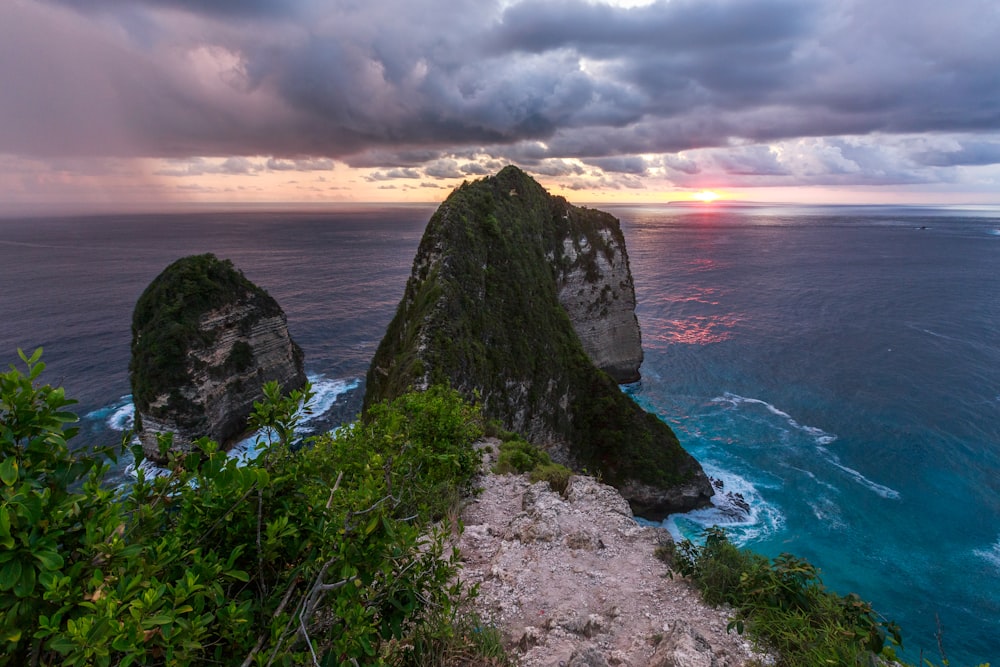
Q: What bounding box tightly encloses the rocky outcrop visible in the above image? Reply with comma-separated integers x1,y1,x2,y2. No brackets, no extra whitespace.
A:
365,166,713,518
130,254,306,461
458,440,768,666
555,218,643,383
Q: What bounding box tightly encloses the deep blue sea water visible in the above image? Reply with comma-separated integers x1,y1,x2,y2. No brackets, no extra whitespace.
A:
1,204,998,664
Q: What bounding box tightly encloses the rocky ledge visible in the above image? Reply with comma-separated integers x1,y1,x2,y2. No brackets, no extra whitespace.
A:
130,253,306,461
458,440,771,667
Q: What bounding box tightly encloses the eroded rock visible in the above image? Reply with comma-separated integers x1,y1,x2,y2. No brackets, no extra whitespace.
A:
130,254,305,461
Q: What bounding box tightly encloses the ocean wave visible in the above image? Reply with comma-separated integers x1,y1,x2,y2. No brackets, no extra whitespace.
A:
657,463,785,547
973,538,1000,571
711,392,900,499
712,392,838,445
825,458,901,500
988,229,1000,237
86,396,135,432
297,374,360,433
94,373,360,479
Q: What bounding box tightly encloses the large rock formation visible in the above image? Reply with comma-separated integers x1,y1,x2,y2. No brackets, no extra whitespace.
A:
365,166,713,517
130,253,306,462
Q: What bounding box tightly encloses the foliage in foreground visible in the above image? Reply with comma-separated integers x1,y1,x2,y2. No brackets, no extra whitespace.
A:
1,349,498,666
661,527,989,667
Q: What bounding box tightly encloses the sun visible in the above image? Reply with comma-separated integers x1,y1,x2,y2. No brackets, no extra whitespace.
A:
692,190,721,203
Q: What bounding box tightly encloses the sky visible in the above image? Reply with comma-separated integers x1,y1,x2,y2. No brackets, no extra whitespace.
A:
2,0,1000,212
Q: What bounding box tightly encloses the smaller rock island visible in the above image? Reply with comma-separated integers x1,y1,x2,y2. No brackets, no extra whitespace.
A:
129,253,306,461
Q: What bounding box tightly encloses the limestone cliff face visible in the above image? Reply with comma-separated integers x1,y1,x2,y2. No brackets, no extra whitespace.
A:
554,214,643,384
130,254,306,462
365,166,713,518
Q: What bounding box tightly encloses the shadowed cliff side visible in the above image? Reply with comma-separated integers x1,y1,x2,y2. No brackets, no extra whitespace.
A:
365,166,713,518
130,253,306,462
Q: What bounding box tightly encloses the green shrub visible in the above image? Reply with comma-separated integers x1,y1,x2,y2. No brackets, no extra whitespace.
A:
1,350,502,666
493,437,572,495
529,463,572,496
494,436,550,475
668,526,903,666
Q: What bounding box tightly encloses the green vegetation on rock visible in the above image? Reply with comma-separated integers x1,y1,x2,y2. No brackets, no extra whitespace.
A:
494,436,573,495
365,166,709,510
130,253,283,419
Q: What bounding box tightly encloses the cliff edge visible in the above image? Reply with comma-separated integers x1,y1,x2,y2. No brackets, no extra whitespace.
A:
459,440,768,667
130,253,306,461
365,166,712,518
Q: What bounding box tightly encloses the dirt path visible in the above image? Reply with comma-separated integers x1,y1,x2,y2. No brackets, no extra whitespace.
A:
456,440,771,667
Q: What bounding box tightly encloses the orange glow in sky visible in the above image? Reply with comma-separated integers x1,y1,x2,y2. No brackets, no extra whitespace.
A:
692,190,722,202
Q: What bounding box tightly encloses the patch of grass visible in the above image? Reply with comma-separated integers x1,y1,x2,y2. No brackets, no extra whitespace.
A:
391,610,511,667
494,437,572,495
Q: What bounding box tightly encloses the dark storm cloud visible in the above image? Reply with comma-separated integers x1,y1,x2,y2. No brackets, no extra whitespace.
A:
913,141,1000,167
583,156,649,175
2,0,1000,190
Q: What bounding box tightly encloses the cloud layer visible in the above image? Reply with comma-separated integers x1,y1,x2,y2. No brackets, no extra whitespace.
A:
2,0,1000,201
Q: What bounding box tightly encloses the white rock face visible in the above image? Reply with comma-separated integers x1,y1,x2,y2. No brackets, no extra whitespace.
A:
555,220,643,383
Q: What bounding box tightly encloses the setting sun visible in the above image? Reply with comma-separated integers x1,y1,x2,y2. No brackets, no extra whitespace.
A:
692,190,721,202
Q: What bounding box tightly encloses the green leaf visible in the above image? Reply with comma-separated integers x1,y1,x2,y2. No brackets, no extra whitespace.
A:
0,559,23,591
0,457,18,486
13,561,36,597
0,627,22,643
34,550,64,571
226,569,250,583
145,614,175,626
0,508,13,549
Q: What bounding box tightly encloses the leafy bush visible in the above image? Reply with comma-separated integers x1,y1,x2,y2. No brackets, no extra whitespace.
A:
669,526,903,666
1,350,497,666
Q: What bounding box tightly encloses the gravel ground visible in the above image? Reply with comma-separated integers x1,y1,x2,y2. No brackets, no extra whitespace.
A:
455,439,773,667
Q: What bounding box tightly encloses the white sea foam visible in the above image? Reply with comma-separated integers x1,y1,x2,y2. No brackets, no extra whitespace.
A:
109,374,360,479
988,229,1000,237
86,396,135,432
657,462,785,547
782,463,839,493
296,374,360,433
712,392,900,499
973,538,1000,571
825,459,901,499
711,392,838,445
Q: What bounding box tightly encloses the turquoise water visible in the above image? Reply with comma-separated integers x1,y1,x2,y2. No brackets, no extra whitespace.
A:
1,204,998,663
611,204,1000,664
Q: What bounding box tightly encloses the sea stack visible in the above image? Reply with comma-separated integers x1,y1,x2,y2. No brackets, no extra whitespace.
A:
365,166,713,518
130,253,306,462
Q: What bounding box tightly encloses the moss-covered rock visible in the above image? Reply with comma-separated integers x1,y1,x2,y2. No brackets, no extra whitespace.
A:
365,167,712,518
130,253,306,461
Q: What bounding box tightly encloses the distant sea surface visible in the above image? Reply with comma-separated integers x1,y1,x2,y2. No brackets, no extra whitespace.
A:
2,204,998,664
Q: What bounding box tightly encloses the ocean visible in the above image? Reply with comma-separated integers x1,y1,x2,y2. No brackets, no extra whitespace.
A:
1,204,998,664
